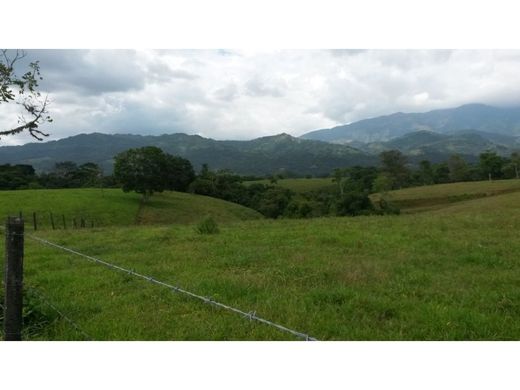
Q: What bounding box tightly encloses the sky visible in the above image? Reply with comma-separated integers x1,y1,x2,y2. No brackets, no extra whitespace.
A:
2,49,520,145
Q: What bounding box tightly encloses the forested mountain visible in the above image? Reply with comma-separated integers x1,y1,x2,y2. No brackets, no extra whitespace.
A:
355,130,519,163
0,132,376,176
301,104,520,143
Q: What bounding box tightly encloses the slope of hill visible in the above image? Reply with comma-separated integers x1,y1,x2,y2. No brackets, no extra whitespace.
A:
301,103,520,143
357,130,517,162
0,188,262,228
6,187,520,340
372,178,520,212
0,132,375,176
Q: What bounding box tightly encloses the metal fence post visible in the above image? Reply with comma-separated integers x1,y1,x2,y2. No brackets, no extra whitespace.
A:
3,216,24,341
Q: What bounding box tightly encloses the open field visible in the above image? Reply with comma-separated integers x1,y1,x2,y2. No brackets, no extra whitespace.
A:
377,179,520,212
0,188,262,229
1,185,519,340
245,178,335,193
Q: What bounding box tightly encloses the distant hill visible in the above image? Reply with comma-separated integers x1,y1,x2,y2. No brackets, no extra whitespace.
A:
0,188,262,228
301,104,520,143
0,132,376,176
354,130,519,162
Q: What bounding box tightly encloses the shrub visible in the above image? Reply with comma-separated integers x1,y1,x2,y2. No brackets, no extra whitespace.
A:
377,197,401,215
335,191,374,216
195,216,220,234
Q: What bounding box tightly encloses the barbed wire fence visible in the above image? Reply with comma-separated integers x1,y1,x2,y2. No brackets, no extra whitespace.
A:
25,285,92,341
2,223,317,341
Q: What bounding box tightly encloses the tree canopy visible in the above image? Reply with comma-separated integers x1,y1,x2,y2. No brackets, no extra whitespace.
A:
114,146,195,200
0,49,52,140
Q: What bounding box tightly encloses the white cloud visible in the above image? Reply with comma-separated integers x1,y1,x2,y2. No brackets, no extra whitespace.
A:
3,49,520,145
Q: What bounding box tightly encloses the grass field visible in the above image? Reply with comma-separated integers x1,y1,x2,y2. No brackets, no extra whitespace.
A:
377,179,520,212
1,182,519,340
0,188,262,229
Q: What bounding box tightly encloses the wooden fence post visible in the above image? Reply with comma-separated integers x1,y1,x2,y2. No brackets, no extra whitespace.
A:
50,212,55,230
32,212,37,231
3,216,24,341
62,214,67,230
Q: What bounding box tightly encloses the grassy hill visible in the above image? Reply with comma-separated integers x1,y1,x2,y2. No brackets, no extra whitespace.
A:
2,181,520,340
0,188,262,229
376,179,520,212
2,188,517,340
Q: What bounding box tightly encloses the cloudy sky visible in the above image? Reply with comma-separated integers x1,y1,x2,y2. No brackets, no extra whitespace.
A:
2,49,520,145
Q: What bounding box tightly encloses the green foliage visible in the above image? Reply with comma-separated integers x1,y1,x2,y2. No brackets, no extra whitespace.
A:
0,49,52,140
38,161,103,189
0,164,37,189
335,191,374,216
195,216,220,234
252,187,293,219
114,146,195,200
447,154,469,182
417,160,434,185
372,173,393,194
479,150,505,180
379,150,411,189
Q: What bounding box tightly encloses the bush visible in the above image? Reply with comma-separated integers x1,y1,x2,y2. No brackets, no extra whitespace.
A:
377,197,401,215
335,191,374,216
195,216,220,234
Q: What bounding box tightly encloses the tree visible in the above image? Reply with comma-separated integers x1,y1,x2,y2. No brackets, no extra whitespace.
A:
114,146,195,201
0,49,52,140
417,160,434,185
510,152,520,179
479,151,504,180
335,191,373,216
447,154,469,182
379,150,410,189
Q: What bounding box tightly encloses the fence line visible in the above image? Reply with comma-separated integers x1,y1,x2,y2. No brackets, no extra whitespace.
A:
23,232,318,341
26,286,92,341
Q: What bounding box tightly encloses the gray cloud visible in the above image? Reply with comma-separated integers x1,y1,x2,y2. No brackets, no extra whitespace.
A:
3,49,520,145
245,77,285,97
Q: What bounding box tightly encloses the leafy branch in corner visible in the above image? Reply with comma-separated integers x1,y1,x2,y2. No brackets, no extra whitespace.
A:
0,49,52,141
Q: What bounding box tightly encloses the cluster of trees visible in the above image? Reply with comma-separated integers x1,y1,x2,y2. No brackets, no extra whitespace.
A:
0,161,115,190
3,144,520,219
371,150,520,192
113,146,195,201
188,164,396,218
0,164,37,190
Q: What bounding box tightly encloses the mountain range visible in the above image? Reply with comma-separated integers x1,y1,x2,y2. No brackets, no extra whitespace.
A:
300,103,520,143
1,103,519,176
0,132,375,176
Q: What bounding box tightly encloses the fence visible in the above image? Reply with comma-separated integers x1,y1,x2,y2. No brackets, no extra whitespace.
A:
17,211,97,231
2,217,317,341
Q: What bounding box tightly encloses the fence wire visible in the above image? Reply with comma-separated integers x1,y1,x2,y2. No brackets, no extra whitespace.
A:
24,233,318,341
26,285,92,341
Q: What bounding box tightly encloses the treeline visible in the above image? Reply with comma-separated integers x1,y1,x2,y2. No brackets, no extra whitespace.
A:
371,150,520,192
188,164,395,218
0,161,116,190
2,147,519,220
187,150,520,218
